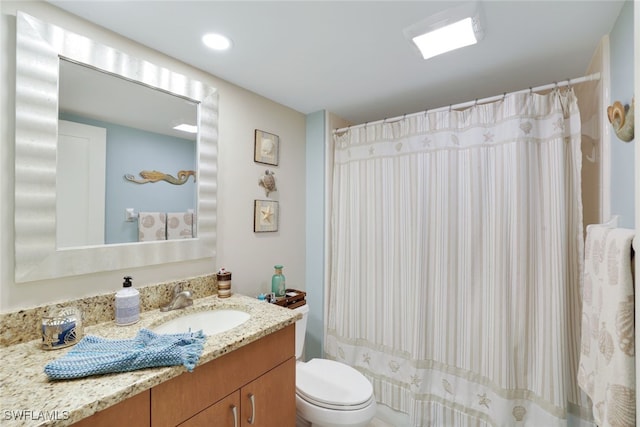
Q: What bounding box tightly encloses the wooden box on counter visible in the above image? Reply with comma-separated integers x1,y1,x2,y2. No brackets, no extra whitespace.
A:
274,289,306,309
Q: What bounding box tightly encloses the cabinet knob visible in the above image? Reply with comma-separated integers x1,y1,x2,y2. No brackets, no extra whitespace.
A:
247,393,256,424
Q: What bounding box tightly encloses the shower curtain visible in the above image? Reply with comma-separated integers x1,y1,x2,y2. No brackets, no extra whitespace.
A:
326,89,593,426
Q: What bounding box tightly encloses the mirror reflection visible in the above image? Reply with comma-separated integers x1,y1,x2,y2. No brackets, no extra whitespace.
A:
57,59,198,248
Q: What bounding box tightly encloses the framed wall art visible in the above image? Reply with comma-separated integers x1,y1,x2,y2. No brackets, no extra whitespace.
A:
254,199,279,232
254,129,279,166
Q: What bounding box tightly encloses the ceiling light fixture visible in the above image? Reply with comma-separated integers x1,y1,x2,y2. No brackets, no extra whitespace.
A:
404,2,484,60
173,124,198,134
202,33,232,51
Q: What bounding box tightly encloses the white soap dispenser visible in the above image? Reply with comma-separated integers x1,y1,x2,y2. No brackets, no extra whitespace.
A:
115,276,140,326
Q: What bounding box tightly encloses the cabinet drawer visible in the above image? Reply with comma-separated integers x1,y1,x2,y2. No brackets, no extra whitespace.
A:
152,324,294,427
73,390,150,427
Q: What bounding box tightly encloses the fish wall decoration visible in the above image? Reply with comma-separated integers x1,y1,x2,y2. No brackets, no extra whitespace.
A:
124,170,196,185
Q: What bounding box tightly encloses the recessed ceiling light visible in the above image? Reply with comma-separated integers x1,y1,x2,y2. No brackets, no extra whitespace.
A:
202,33,232,51
173,124,198,134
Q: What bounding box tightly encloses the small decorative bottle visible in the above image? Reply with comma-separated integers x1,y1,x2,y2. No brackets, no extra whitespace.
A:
271,265,286,298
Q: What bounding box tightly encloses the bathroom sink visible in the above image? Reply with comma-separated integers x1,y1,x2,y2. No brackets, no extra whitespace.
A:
153,309,250,336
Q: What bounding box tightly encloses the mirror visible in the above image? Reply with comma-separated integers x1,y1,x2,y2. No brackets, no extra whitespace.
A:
15,11,218,282
58,59,198,247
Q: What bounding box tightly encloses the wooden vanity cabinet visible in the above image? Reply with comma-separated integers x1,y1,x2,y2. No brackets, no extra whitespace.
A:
152,324,295,427
71,325,295,427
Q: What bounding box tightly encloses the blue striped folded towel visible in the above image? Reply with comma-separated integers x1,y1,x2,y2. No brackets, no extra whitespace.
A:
44,328,206,380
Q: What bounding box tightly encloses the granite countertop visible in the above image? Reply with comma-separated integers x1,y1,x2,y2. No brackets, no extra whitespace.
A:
0,294,300,427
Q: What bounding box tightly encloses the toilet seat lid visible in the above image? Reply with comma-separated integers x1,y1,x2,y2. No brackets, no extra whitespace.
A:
296,359,373,409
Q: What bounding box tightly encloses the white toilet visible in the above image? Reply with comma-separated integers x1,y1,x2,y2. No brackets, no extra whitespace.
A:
294,304,377,427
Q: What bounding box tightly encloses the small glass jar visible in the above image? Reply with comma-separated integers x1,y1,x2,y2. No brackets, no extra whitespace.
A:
41,306,83,350
271,265,286,298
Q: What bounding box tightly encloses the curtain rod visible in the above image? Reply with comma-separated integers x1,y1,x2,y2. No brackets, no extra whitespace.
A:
333,72,601,134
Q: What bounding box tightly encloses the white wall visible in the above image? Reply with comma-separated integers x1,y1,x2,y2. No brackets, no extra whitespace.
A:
0,1,306,312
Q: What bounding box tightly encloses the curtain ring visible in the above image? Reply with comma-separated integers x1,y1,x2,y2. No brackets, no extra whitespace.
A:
474,98,478,107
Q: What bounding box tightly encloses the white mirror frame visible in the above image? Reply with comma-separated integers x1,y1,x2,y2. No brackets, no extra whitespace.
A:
14,11,217,282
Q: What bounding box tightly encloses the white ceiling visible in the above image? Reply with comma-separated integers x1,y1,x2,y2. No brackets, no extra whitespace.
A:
49,0,625,125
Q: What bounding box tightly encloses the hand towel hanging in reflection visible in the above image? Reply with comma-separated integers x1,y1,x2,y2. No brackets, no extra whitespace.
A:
167,212,194,240
138,212,167,241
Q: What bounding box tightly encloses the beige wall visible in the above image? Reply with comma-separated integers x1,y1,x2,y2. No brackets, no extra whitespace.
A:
0,2,306,312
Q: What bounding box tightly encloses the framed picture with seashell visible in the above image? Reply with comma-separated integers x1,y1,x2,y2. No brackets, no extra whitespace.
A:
254,129,280,166
254,200,279,232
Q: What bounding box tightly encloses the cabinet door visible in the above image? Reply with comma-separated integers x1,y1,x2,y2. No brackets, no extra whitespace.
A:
180,392,240,427
241,357,295,427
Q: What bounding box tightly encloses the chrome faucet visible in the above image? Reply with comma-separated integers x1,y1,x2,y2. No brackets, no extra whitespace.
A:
160,284,194,312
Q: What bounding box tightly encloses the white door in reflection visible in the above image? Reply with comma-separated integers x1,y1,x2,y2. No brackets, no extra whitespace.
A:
57,120,106,248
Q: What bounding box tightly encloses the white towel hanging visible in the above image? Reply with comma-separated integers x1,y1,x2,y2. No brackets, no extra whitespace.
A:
138,212,167,241
166,212,194,240
578,223,635,427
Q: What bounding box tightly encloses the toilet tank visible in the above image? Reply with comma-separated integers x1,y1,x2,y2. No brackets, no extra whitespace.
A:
293,304,309,360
